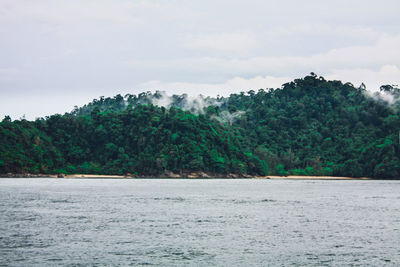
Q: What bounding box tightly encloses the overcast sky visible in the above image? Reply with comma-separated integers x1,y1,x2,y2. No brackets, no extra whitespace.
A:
1,0,400,119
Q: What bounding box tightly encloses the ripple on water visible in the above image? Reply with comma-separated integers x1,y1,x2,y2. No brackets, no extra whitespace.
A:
152,197,185,202
50,199,75,204
261,198,277,202
0,179,399,266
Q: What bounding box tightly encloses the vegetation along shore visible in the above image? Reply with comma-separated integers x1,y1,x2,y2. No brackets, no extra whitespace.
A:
1,74,399,179
1,173,369,180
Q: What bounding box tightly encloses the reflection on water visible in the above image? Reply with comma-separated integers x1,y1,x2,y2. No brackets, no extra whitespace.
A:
0,179,399,266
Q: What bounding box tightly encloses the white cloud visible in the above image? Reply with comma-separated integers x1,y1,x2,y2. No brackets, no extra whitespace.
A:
0,68,21,81
139,75,292,97
126,33,400,78
0,1,154,25
184,32,256,54
268,24,379,39
1,0,400,119
0,92,96,121
327,65,400,92
138,64,400,98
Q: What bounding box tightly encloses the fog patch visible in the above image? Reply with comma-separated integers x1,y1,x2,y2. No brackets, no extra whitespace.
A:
145,91,224,114
134,90,246,125
152,91,173,108
365,84,400,106
213,110,245,126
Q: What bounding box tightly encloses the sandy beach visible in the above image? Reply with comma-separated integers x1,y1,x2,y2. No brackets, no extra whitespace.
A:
255,175,370,180
64,174,128,179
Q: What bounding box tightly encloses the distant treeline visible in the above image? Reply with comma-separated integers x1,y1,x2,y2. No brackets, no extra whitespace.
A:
1,74,400,178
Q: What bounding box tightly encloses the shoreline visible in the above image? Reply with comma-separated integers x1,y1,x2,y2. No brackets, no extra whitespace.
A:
0,173,371,180
256,175,370,180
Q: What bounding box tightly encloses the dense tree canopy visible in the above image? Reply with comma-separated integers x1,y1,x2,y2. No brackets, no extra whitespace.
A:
1,75,399,178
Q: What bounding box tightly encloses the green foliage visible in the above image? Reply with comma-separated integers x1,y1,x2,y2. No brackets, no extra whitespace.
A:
0,117,63,173
305,166,315,176
275,164,288,176
221,75,400,178
0,105,257,176
1,74,400,178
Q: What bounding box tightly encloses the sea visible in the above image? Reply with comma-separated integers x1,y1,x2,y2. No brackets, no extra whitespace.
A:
0,178,399,266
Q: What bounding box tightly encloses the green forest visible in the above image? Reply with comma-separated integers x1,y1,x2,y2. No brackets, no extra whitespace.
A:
1,74,400,178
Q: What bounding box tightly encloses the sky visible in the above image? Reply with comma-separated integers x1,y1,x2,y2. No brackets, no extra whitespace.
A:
1,0,400,120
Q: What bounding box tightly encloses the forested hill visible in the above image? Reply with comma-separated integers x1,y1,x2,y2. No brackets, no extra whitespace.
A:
1,74,400,178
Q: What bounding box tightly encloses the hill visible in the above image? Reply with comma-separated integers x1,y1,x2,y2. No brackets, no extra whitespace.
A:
1,74,399,178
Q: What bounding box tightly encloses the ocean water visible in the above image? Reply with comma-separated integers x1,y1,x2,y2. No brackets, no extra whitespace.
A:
0,178,399,266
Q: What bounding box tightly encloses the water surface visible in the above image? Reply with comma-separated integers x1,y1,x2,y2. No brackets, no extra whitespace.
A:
0,179,399,266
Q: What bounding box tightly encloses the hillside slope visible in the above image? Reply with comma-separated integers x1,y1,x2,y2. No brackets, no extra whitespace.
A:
1,75,399,178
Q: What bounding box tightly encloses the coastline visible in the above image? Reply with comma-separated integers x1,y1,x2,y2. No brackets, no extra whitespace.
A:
255,175,370,180
0,173,371,180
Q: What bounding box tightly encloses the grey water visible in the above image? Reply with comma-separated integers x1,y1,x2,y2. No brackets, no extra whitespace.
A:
0,179,399,266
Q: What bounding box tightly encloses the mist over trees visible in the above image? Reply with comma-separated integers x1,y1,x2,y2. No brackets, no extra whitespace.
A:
1,75,399,178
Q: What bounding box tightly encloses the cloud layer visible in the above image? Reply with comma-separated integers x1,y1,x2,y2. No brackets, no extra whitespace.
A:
0,0,399,119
